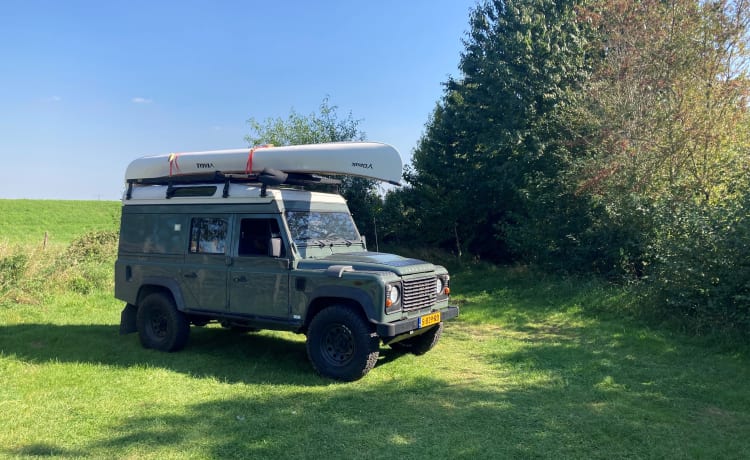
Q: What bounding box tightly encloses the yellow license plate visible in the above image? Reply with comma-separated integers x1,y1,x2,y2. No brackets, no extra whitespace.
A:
418,312,441,328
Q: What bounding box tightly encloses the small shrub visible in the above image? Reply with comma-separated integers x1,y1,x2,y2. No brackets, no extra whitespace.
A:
56,231,118,294
65,230,119,264
0,252,29,291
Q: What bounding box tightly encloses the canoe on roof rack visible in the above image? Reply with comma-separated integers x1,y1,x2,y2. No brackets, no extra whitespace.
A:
124,142,403,186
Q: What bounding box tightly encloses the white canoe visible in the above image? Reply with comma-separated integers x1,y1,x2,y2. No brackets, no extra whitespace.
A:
125,142,403,185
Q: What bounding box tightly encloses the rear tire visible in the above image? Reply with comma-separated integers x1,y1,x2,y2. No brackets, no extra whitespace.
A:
306,305,380,381
136,292,190,352
390,322,443,355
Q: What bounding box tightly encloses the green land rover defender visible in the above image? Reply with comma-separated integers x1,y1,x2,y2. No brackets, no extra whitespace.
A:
115,144,458,381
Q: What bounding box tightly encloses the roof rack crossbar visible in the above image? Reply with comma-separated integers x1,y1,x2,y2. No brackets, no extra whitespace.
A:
127,169,342,190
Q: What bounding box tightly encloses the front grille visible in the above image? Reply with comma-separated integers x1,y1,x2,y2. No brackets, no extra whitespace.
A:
402,276,437,311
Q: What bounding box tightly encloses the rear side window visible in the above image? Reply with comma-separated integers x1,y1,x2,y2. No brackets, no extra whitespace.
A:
189,218,228,254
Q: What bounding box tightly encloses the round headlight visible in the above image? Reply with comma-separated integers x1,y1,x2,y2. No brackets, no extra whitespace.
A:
388,285,401,305
436,278,444,295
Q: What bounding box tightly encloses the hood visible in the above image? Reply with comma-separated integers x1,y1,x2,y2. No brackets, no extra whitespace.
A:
297,251,435,276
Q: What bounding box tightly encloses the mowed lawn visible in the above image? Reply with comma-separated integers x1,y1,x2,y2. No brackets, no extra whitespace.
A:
1,201,750,458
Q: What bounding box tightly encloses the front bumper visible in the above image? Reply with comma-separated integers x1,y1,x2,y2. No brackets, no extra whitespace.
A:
373,305,459,338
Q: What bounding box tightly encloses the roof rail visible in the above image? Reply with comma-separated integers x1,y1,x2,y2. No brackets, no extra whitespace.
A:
126,168,342,200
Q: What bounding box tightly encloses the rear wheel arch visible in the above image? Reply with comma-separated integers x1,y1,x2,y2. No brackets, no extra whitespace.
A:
136,279,185,310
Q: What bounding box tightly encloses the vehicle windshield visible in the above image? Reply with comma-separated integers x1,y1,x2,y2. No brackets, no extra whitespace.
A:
285,211,360,245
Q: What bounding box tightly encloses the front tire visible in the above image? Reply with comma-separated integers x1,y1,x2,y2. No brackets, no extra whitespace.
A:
136,292,190,352
306,305,380,381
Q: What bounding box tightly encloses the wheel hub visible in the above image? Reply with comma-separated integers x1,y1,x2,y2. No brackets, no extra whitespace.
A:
322,324,354,365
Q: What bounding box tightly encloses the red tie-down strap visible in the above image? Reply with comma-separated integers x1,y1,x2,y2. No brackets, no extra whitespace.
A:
168,153,180,176
245,144,273,174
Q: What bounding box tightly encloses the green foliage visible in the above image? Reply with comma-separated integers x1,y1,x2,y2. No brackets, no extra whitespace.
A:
246,97,384,244
564,0,750,333
246,96,365,147
407,0,593,262
61,230,119,295
0,252,28,292
0,230,119,305
648,193,750,336
394,0,750,336
65,230,119,264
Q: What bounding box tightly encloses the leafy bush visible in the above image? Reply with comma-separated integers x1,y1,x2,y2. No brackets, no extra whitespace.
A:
0,247,43,305
647,195,750,336
59,230,118,294
0,230,119,305
0,252,29,291
64,230,119,264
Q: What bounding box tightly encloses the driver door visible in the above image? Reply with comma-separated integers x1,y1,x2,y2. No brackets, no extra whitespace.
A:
228,215,290,318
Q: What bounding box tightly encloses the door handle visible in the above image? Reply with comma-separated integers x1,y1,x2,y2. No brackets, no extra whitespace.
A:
233,276,248,283
183,272,197,279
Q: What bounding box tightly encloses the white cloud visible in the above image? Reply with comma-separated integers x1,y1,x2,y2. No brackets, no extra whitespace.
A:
131,97,153,104
45,96,62,102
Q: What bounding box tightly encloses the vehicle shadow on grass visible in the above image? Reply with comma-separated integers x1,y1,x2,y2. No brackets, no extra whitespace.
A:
4,324,750,458
0,323,405,387
1,372,616,459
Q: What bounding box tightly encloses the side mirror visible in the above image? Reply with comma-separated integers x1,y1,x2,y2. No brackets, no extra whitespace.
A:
361,235,367,250
269,237,282,258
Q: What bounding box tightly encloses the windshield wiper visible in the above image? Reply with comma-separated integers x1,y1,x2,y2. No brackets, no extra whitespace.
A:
294,237,326,248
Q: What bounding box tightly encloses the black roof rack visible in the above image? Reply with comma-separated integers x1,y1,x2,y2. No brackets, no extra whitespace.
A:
126,168,341,200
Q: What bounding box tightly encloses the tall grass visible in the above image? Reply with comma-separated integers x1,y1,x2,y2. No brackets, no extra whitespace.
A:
0,230,118,306
0,199,120,305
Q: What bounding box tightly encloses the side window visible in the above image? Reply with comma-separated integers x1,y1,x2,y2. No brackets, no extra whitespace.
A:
238,218,284,257
189,218,228,254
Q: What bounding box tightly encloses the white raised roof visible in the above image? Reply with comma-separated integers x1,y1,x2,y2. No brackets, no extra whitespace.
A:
123,183,347,206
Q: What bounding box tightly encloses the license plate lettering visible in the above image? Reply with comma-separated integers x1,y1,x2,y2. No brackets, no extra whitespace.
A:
418,312,441,328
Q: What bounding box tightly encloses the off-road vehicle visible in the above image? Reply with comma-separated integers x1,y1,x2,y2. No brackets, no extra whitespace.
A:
115,142,458,381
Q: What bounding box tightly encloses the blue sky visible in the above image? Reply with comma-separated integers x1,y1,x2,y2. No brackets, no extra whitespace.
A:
0,0,476,200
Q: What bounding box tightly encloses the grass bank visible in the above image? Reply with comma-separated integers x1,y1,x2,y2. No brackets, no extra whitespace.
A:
0,199,120,247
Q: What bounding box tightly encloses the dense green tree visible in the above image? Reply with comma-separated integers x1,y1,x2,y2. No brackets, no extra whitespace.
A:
245,98,383,243
408,0,593,263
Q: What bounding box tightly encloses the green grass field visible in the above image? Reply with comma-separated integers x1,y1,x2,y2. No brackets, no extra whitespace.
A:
0,199,120,247
1,201,749,458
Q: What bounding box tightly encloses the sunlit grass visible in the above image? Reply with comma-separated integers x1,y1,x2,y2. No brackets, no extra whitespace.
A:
1,202,749,458
2,263,750,458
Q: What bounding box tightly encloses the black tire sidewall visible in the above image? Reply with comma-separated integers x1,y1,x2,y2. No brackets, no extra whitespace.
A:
136,293,190,352
307,305,379,381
